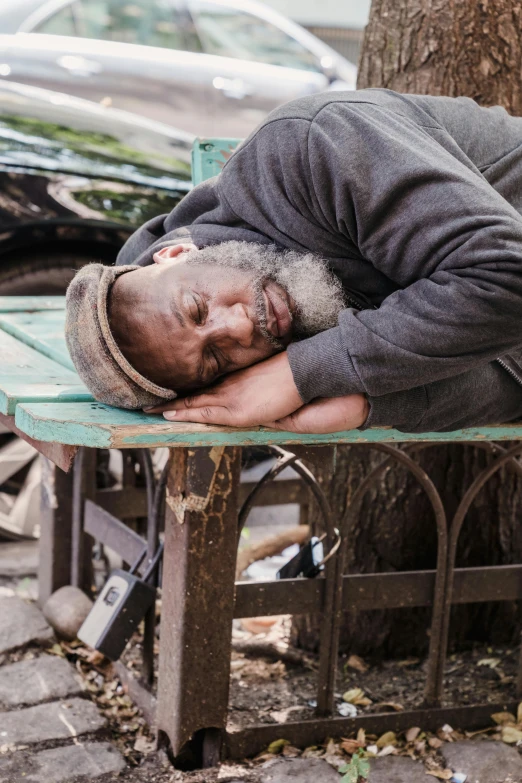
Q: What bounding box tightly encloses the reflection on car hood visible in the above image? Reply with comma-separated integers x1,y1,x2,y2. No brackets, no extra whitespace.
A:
0,81,194,190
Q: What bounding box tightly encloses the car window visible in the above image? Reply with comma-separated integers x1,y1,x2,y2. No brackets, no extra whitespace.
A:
37,0,199,51
37,4,78,36
187,0,321,72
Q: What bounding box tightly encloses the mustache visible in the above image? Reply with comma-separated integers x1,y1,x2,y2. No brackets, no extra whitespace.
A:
252,278,285,352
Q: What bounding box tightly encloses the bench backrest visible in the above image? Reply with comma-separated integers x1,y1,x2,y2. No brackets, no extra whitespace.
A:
191,138,242,185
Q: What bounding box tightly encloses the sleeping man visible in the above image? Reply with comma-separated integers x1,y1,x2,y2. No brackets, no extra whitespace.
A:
65,89,522,434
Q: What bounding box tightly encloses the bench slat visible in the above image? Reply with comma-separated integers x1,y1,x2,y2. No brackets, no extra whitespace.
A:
0,296,65,312
192,138,241,185
0,311,74,370
15,400,522,449
0,331,91,414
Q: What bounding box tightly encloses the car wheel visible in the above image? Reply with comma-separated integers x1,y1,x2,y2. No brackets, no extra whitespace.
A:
0,250,103,295
0,251,103,540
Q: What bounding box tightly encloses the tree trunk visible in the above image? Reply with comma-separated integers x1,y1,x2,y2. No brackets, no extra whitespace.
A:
358,0,522,114
292,0,522,658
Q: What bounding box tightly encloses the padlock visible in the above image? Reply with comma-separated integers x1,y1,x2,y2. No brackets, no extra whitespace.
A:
78,544,163,661
276,530,341,580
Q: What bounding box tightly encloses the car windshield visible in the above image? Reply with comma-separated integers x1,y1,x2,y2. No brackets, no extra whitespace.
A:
187,0,322,71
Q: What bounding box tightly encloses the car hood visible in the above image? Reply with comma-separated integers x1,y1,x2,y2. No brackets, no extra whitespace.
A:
0,81,193,190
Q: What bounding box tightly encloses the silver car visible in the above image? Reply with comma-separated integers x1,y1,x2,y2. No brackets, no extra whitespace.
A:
0,0,357,137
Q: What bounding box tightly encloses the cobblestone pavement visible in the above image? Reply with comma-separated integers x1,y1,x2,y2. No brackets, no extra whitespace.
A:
3,542,522,782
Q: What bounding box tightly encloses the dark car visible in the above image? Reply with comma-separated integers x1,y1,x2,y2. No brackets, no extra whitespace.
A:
0,0,356,137
0,79,193,294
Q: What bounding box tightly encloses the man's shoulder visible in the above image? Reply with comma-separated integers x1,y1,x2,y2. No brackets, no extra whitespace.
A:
251,89,453,135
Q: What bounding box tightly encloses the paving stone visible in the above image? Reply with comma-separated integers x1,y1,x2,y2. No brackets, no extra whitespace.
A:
442,739,522,783
368,755,427,782
0,697,105,745
0,597,53,654
261,758,340,782
0,656,83,708
0,742,126,782
0,540,38,577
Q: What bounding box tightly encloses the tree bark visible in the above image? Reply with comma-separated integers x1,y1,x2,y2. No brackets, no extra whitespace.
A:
358,0,522,114
292,0,522,658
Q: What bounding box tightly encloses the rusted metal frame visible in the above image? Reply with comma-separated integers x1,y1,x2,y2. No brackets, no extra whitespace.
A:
0,411,77,472
38,456,75,606
142,459,168,687
239,445,339,716
233,563,522,617
224,700,520,759
338,444,448,707
156,446,241,767
437,442,522,699
114,660,157,729
71,447,97,593
238,448,300,532
280,456,337,717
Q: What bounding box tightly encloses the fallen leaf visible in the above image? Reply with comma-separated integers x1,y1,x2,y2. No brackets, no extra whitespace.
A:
491,712,516,725
345,654,369,673
426,769,453,780
477,658,500,668
377,745,395,757
376,731,396,748
405,727,421,743
366,744,378,755
354,696,372,706
86,649,106,666
341,739,362,755
501,726,522,744
375,701,404,712
46,644,65,658
282,745,301,757
133,735,156,754
267,739,290,754
414,740,426,754
518,703,522,725
343,688,365,704
428,737,443,749
356,728,366,746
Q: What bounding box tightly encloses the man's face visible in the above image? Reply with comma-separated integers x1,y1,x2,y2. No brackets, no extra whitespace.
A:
109,245,296,391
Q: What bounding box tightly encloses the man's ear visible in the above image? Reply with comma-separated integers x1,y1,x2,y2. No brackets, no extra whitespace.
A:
153,243,198,265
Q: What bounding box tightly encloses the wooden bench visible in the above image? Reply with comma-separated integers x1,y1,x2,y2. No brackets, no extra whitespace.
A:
0,138,521,765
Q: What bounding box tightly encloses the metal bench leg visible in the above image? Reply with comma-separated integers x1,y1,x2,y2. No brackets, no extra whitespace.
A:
157,446,241,767
38,456,75,606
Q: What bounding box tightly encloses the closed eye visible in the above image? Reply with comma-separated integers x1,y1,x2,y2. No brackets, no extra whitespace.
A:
191,291,207,324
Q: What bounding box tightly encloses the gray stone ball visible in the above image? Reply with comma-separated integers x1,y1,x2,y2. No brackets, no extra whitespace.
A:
42,586,93,641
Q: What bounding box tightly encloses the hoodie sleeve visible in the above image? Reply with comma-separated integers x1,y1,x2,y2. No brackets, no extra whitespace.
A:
286,101,522,407
116,177,273,266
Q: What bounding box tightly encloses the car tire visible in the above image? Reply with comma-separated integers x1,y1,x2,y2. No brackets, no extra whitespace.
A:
0,251,104,295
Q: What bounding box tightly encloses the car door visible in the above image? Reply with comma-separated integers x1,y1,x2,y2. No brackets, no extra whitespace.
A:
184,0,330,137
0,0,220,136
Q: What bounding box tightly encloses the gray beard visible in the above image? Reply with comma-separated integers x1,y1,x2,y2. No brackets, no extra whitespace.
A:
186,241,346,347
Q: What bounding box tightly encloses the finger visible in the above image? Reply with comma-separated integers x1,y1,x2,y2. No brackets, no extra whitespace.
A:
144,392,217,414
163,406,232,425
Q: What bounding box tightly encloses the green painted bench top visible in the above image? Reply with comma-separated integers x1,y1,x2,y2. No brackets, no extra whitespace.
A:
0,295,521,449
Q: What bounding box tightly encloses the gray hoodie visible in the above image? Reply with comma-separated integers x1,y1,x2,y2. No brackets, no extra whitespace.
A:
117,89,522,432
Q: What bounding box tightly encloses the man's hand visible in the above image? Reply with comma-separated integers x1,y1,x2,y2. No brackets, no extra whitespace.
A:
265,394,369,433
145,352,303,427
